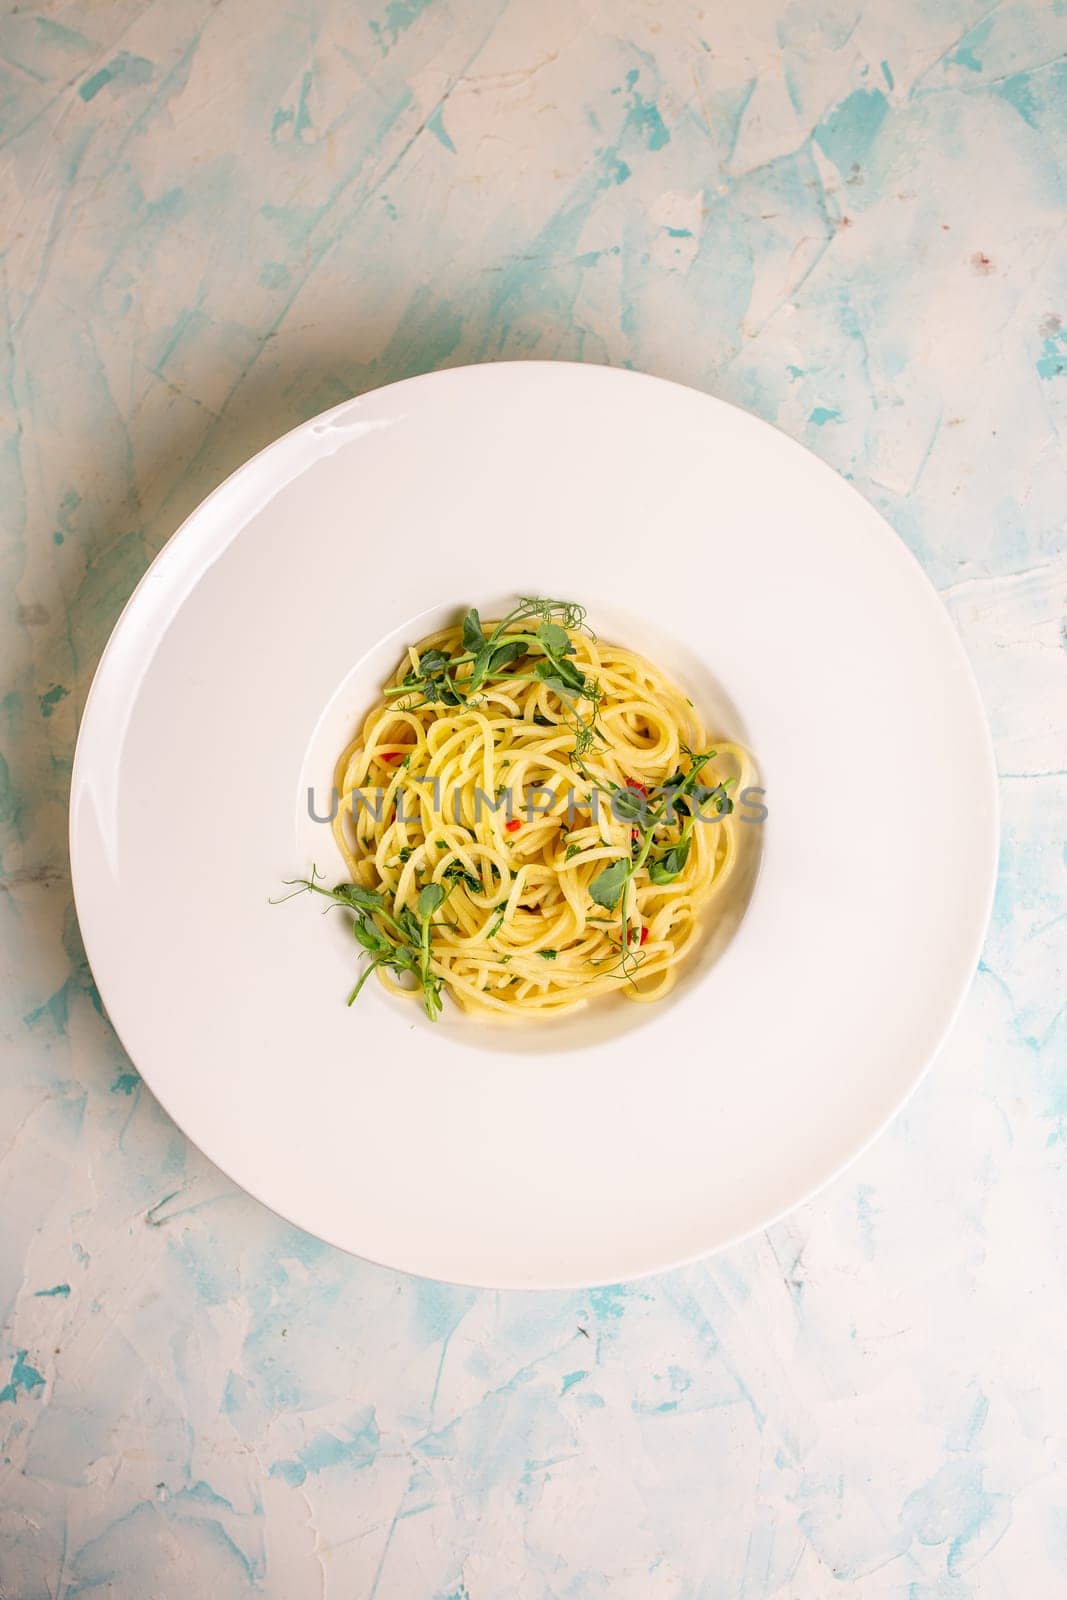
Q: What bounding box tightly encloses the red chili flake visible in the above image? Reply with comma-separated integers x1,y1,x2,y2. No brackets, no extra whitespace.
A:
625,777,649,796
640,926,649,945
382,752,402,763
629,925,649,947
505,818,522,833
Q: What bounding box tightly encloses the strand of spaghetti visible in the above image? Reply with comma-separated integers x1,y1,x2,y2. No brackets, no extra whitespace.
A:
322,615,753,1019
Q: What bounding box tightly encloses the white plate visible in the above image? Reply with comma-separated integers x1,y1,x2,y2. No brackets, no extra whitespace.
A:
70,363,997,1289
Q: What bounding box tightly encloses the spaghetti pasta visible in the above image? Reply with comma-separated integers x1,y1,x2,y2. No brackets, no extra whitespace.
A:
292,600,752,1021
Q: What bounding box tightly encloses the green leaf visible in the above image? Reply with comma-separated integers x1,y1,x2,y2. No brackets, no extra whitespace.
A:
536,656,585,693
539,949,558,960
462,608,485,652
556,657,586,692
352,916,390,954
690,782,734,817
469,637,527,690
537,620,572,657
333,883,383,911
487,639,527,674
468,647,489,688
417,882,446,919
564,843,582,861
648,837,691,884
589,858,629,910
610,786,647,824
417,647,450,678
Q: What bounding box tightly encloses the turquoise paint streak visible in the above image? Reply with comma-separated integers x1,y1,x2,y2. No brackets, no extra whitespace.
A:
949,17,995,73
79,53,154,103
947,1390,990,1452
996,70,1046,129
35,17,93,51
813,88,888,170
902,1462,1011,1575
370,0,434,54
0,1349,46,1403
0,753,21,835
427,106,457,152
38,683,69,718
588,1282,636,1320
270,1411,380,1486
623,68,671,151
1036,327,1066,380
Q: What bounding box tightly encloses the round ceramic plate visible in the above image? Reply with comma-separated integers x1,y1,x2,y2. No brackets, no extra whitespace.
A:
70,363,997,1289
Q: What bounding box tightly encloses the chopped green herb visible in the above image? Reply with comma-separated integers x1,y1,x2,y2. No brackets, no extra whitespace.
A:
444,861,483,893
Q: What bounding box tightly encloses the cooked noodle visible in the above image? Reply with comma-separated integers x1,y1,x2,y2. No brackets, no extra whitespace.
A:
318,602,753,1020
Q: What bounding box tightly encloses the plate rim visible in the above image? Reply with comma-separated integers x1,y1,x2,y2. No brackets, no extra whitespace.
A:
69,360,1000,1288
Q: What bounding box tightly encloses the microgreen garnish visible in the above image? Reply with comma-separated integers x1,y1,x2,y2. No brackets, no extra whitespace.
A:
462,608,486,652
280,605,738,1019
444,861,483,894
648,838,691,884
588,858,629,911
584,749,732,971
416,883,441,914
385,599,602,762
277,868,449,1019
415,882,448,1019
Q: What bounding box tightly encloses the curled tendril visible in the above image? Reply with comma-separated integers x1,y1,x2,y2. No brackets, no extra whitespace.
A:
515,597,594,639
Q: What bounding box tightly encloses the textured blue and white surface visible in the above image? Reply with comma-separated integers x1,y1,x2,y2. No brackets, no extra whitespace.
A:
2,1,1066,1594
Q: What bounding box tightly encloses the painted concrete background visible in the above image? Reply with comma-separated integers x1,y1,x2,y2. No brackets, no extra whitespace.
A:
2,0,1066,1594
